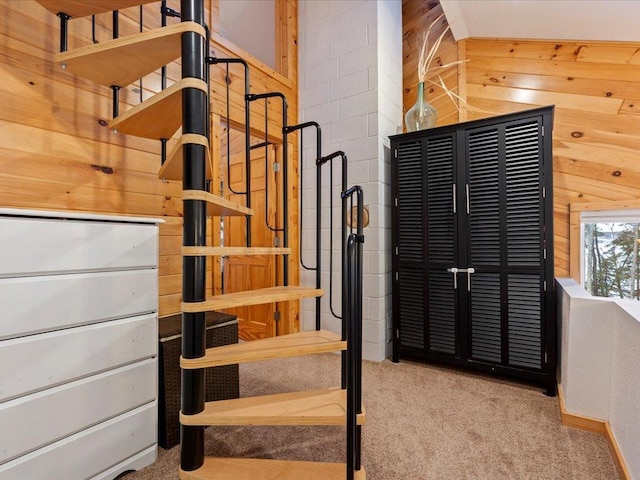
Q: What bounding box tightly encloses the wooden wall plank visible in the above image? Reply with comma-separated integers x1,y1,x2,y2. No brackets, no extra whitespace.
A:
1,0,298,319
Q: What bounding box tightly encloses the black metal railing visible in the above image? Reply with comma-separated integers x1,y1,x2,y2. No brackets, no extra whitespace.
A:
343,185,365,480
207,56,252,245
285,121,322,331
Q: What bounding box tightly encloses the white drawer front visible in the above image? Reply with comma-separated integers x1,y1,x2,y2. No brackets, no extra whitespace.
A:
0,314,157,402
0,217,158,278
90,446,157,480
0,270,158,340
0,402,157,480
0,359,156,464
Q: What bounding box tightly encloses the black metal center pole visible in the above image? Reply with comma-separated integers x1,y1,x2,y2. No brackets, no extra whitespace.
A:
180,0,207,473
57,12,70,53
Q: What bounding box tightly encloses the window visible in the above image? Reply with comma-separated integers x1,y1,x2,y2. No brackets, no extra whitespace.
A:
580,209,640,299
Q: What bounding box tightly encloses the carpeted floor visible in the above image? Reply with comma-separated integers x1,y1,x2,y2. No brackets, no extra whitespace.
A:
127,353,617,479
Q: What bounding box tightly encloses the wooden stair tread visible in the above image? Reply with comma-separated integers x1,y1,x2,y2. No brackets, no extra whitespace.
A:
55,22,206,88
183,246,291,256
160,134,212,181
36,0,157,18
182,190,252,217
181,387,365,426
109,78,207,140
181,329,345,368
179,458,366,480
182,286,323,312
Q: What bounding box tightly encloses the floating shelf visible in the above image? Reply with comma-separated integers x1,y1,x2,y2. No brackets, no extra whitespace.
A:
179,458,366,480
181,330,344,369
55,22,206,88
36,0,157,18
182,286,323,313
160,134,212,181
109,78,207,140
182,190,252,217
180,387,365,426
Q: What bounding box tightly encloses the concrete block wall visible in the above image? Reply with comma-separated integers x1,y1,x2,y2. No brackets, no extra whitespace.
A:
298,0,403,361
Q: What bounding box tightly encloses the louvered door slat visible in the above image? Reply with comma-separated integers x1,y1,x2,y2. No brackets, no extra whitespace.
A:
428,270,456,355
506,121,542,267
397,142,423,262
508,274,542,369
468,129,500,266
426,136,455,264
470,273,502,363
398,268,424,349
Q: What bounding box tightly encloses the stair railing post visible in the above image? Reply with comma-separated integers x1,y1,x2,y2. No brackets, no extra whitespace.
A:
287,122,323,331
342,185,364,477
317,151,348,388
180,0,207,473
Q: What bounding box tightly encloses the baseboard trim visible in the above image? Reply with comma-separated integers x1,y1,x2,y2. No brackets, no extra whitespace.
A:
557,385,630,480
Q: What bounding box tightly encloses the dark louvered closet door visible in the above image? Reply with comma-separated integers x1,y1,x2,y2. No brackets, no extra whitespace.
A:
425,135,457,355
395,140,425,350
467,127,502,364
391,106,554,391
465,118,545,371
504,120,545,370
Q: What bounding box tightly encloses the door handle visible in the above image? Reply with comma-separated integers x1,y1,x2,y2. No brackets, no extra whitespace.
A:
461,267,475,290
446,267,458,289
449,267,475,290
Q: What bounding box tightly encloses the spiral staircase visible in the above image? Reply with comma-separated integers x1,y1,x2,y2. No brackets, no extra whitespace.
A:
36,1,366,479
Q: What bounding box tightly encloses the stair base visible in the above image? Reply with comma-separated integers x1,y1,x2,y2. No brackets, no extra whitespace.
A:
179,458,366,480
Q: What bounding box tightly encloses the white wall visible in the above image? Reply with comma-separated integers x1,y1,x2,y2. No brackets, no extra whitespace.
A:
218,0,276,69
298,0,403,361
557,278,640,477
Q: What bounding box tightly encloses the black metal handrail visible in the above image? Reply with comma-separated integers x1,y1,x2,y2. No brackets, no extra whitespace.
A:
343,185,364,480
247,91,289,284
207,56,252,246
286,121,322,331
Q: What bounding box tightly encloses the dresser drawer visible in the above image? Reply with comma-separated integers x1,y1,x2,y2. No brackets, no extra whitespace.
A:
0,359,156,464
0,270,158,340
0,217,158,278
0,402,157,480
0,313,157,402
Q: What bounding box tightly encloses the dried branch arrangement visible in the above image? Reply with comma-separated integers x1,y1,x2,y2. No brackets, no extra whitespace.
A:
418,13,470,112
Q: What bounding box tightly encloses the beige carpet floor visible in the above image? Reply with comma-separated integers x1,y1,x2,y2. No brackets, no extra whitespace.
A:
127,353,617,480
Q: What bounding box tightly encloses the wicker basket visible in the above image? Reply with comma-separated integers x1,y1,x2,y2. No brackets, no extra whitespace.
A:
158,311,239,449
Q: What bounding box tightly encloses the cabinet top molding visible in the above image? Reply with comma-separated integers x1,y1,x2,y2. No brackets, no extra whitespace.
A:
390,105,554,141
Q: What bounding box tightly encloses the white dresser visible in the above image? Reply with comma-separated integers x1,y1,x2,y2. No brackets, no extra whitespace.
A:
0,208,162,479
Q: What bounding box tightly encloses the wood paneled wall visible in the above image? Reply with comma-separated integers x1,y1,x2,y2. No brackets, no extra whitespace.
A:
0,0,298,317
402,0,640,277
402,0,460,128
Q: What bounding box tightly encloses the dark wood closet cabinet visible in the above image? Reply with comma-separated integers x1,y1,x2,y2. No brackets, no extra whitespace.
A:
390,106,556,395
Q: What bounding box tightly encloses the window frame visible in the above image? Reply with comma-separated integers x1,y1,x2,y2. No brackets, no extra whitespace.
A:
570,200,640,292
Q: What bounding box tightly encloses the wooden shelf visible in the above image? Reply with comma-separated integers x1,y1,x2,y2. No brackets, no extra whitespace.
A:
160,134,212,181
182,286,323,313
180,387,365,426
36,0,157,18
181,330,345,369
182,190,252,217
179,458,366,480
183,246,291,256
55,22,206,88
109,78,207,140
